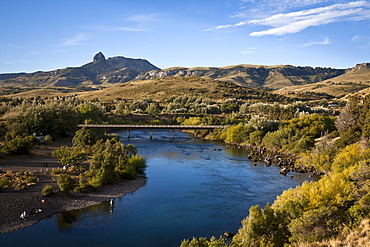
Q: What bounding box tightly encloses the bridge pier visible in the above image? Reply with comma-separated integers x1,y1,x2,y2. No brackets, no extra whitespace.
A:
127,130,130,139
150,130,152,140
172,129,174,139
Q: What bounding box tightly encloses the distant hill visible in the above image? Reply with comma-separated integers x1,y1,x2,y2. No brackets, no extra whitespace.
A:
74,76,287,103
0,52,160,87
275,63,370,98
0,52,368,99
135,65,346,89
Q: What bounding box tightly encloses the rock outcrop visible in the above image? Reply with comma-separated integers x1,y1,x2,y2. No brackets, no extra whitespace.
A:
93,52,106,63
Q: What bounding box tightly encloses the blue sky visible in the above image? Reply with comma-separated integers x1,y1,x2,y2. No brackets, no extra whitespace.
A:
0,0,369,73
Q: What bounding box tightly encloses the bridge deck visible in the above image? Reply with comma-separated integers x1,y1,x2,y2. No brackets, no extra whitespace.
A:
77,124,225,130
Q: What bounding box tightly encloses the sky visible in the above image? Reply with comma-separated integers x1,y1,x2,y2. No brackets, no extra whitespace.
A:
0,0,369,73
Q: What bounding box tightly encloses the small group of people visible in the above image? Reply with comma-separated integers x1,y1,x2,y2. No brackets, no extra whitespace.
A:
20,211,28,220
20,208,42,220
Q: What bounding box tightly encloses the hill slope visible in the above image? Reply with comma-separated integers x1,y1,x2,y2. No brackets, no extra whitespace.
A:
75,76,286,103
0,52,368,99
0,52,160,87
275,63,370,97
135,65,346,89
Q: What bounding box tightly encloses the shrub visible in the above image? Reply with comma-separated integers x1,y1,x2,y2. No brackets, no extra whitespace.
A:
128,155,147,173
57,174,76,195
0,179,9,191
119,166,137,180
41,185,53,196
74,184,98,193
44,135,52,144
51,168,63,175
1,135,37,154
13,182,27,190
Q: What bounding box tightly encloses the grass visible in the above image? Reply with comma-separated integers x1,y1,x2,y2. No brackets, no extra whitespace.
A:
295,219,370,246
276,68,370,98
75,77,272,103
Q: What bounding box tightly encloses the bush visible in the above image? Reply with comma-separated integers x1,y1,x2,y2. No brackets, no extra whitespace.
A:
74,183,99,193
51,168,63,175
1,135,37,154
57,174,76,195
128,155,147,173
289,206,342,243
119,166,137,180
0,179,10,191
13,182,27,190
41,185,53,196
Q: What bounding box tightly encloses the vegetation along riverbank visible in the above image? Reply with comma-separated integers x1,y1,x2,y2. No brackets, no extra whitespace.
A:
0,57,369,245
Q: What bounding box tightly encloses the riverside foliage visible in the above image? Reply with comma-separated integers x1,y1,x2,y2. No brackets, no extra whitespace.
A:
180,94,370,246
52,129,146,193
0,91,369,245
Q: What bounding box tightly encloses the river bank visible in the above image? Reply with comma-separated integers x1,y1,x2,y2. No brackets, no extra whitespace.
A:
0,172,146,234
0,139,147,235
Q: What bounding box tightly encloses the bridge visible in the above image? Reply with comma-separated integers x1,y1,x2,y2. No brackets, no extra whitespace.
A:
77,124,225,139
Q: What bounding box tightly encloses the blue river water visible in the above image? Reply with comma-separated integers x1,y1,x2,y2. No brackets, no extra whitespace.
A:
0,130,312,247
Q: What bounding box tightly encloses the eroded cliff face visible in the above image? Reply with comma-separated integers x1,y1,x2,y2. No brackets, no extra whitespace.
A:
0,52,363,89
134,65,346,89
346,63,370,74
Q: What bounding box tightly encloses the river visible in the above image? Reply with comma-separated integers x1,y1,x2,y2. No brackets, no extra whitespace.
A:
0,130,312,247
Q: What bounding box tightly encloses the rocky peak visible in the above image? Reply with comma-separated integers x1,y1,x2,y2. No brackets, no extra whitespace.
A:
93,52,106,63
346,63,370,74
355,63,370,69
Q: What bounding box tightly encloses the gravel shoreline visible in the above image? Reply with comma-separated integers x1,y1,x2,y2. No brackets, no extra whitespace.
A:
0,139,147,234
0,174,146,234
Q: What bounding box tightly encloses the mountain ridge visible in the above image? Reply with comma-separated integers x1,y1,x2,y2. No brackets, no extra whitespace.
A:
0,53,368,96
0,52,160,87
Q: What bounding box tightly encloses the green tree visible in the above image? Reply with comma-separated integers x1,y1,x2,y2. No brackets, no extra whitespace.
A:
146,103,161,116
1,135,37,154
288,206,342,243
57,174,76,195
52,145,87,167
72,127,97,148
234,203,288,246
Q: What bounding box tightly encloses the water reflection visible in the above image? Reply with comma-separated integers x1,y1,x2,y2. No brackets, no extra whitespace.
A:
0,130,314,247
56,200,115,231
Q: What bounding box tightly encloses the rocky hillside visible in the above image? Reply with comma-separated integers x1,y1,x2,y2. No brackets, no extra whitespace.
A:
0,52,368,96
135,65,346,89
275,63,370,98
0,52,160,87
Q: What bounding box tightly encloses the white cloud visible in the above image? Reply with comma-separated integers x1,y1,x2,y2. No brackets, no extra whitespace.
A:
232,0,332,18
351,34,361,41
241,47,257,54
126,13,161,23
84,25,143,32
62,34,88,46
212,1,370,36
250,1,370,36
301,37,333,46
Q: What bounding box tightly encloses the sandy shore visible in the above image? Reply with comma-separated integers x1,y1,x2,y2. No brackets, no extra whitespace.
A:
0,140,147,234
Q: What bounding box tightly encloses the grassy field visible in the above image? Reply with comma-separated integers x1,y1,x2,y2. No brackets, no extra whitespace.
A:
71,77,272,103
275,68,370,98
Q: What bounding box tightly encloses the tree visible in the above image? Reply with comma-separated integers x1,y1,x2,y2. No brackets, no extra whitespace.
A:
57,174,76,195
234,203,288,246
72,127,96,148
146,103,161,116
289,206,342,243
128,155,147,173
1,135,37,154
52,145,87,167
